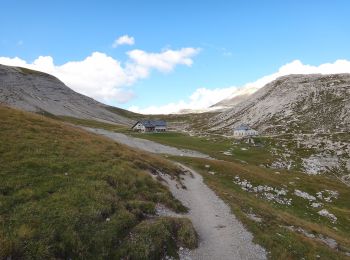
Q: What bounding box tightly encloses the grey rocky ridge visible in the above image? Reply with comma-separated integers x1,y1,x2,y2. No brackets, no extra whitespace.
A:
210,74,350,180
0,64,133,125
210,93,251,110
210,74,350,134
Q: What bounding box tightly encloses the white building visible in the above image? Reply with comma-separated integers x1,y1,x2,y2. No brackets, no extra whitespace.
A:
131,120,167,132
233,124,259,137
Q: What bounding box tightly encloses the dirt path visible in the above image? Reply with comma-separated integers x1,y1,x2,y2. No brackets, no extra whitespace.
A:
82,127,210,158
83,127,266,259
160,163,267,260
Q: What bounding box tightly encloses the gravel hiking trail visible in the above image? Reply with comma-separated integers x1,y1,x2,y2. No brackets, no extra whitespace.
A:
83,127,266,259
160,163,267,260
82,127,210,158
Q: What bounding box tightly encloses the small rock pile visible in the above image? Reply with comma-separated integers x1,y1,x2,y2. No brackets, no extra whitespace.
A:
293,189,339,223
233,176,292,205
318,209,337,223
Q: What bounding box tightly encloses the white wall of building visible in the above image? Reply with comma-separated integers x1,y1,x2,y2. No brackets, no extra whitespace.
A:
155,126,166,132
133,123,146,132
233,129,259,137
132,123,167,132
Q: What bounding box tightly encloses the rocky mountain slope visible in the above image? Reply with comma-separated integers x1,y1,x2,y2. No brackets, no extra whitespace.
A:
211,93,251,109
0,64,133,125
210,74,350,178
210,83,260,110
210,74,350,134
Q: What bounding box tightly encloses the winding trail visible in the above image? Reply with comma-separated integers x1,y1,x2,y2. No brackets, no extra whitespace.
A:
84,127,266,259
82,127,210,158
161,164,266,260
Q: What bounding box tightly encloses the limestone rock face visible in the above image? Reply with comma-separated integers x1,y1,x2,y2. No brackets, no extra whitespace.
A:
0,65,133,125
210,74,350,134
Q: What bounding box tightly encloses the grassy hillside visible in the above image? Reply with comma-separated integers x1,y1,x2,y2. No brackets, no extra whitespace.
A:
0,106,197,259
173,156,350,259
51,116,274,165
127,132,274,164
61,114,348,181
38,115,350,258
105,106,142,120
121,130,350,258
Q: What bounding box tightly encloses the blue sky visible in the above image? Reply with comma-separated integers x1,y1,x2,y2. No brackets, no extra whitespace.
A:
1,0,350,113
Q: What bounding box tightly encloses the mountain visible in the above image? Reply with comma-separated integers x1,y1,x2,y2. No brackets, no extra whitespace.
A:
210,83,261,110
210,93,251,109
210,74,350,134
0,64,134,125
209,74,350,178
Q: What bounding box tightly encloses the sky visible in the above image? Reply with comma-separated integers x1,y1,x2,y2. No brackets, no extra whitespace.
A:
1,0,350,114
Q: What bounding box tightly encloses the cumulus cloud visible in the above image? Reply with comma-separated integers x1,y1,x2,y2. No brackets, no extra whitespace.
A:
127,48,200,72
112,35,135,47
228,59,350,99
0,47,200,103
129,59,350,114
129,86,238,114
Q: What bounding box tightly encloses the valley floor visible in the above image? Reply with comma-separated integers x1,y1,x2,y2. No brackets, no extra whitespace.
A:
80,123,350,260
82,127,210,159
82,126,266,259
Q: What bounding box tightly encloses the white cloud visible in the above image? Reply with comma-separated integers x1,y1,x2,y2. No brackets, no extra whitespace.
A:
233,59,350,96
129,86,238,114
129,59,350,114
127,48,200,72
0,47,200,103
112,35,135,48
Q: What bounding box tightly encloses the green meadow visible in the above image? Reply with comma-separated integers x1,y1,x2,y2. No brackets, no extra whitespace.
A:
39,114,350,259
0,106,197,259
